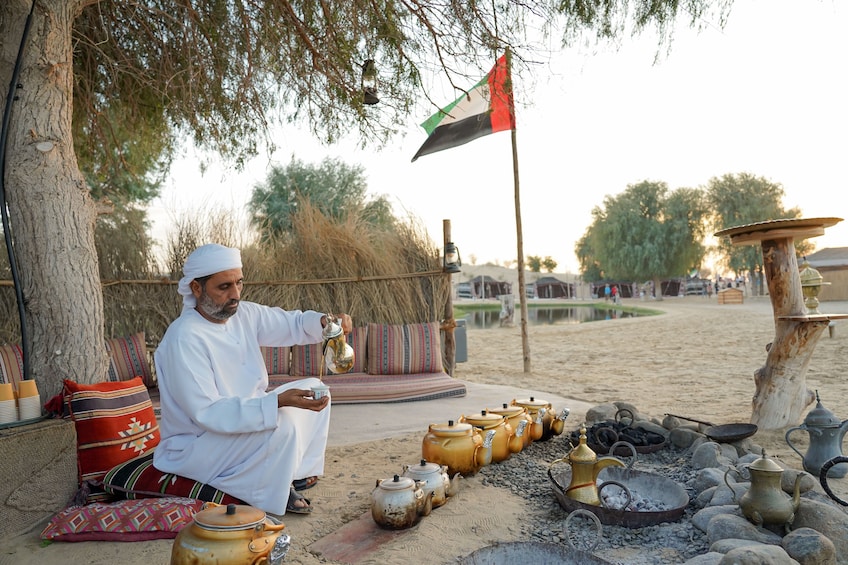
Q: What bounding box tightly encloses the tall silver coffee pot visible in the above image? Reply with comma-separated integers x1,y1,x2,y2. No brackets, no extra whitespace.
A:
785,391,848,478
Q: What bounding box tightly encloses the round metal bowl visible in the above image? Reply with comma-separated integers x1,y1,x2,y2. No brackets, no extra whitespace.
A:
549,466,689,528
458,541,613,564
704,423,757,443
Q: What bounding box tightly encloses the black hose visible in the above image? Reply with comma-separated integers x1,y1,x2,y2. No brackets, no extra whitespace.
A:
0,0,37,381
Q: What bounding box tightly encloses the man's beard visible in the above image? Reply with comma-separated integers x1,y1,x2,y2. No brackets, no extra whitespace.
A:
198,291,238,321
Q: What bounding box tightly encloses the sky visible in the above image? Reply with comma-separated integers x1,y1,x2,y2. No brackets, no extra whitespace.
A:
148,0,848,275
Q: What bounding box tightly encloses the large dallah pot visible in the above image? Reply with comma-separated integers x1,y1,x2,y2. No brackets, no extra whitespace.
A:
170,503,290,565
422,420,496,477
459,410,525,463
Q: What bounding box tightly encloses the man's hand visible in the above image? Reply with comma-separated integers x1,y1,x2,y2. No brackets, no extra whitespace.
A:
322,313,353,334
277,388,329,412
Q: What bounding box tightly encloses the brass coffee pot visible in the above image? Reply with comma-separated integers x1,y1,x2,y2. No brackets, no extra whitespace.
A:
724,449,801,532
170,503,289,565
322,314,354,374
551,424,625,506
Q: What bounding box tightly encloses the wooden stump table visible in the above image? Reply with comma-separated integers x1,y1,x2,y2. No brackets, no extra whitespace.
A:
715,217,848,429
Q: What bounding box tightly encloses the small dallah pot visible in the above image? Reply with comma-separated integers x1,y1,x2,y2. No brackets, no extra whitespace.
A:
724,449,801,532
488,403,534,451
459,410,526,463
510,397,569,441
421,420,496,477
401,459,461,508
170,503,290,565
371,474,433,530
785,391,848,478
549,423,625,506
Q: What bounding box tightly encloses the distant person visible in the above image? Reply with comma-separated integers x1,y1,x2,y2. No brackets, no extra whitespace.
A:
604,284,611,302
611,285,619,304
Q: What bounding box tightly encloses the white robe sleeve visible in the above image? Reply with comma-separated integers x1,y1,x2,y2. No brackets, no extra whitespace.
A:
156,331,280,434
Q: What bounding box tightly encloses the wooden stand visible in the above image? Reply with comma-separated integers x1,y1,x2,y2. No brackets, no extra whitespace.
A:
716,218,848,429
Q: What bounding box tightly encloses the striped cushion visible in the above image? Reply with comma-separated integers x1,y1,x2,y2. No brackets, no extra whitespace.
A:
289,343,323,377
367,322,443,375
64,377,159,502
40,497,204,542
0,344,24,392
106,332,155,388
103,451,243,505
260,346,291,375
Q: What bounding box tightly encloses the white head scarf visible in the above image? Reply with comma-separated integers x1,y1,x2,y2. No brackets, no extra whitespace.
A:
177,244,243,310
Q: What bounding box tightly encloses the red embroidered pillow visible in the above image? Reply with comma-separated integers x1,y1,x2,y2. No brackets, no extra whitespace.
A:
40,497,203,542
64,378,160,496
367,322,444,375
103,451,243,505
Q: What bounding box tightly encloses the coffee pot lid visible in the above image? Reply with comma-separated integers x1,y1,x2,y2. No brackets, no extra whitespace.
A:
568,424,597,463
748,449,783,473
378,474,416,491
804,390,841,427
194,503,267,531
462,410,504,428
405,459,441,477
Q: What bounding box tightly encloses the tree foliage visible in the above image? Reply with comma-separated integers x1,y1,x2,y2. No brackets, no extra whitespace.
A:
66,0,733,179
247,157,394,239
576,181,707,291
706,172,808,291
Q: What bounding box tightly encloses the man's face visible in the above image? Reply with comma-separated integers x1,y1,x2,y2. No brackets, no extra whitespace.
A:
192,268,243,323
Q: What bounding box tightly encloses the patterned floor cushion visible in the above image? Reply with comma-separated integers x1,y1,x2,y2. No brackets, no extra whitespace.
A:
41,497,203,542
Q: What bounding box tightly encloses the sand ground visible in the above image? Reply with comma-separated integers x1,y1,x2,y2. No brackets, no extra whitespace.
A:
2,293,847,564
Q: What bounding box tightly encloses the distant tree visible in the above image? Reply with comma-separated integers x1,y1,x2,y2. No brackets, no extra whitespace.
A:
248,157,394,239
541,256,557,273
576,181,708,300
526,256,542,272
706,173,808,295
574,236,604,282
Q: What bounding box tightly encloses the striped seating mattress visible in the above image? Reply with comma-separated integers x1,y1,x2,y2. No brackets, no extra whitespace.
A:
150,372,466,411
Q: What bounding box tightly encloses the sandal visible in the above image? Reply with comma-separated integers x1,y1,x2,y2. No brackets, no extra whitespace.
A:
293,476,318,491
286,486,313,514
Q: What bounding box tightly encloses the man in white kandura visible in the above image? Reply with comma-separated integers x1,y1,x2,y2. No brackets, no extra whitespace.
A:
153,243,351,515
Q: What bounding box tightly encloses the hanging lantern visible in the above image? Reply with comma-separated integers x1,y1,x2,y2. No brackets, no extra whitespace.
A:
361,59,379,105
444,242,461,274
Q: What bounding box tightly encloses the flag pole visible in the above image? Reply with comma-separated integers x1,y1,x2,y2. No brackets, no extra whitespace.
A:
505,47,531,373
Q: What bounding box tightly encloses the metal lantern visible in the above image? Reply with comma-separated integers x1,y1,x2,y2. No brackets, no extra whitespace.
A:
361,59,379,105
799,258,827,314
444,242,461,274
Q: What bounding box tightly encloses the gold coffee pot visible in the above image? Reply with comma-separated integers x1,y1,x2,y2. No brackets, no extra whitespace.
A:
322,314,354,374
724,449,801,532
170,503,289,565
551,424,625,506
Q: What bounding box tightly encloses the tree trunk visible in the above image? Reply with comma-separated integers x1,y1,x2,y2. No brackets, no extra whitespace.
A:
751,237,819,428
2,0,108,399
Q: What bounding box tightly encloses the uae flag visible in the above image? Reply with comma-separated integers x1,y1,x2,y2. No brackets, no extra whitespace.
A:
411,53,515,162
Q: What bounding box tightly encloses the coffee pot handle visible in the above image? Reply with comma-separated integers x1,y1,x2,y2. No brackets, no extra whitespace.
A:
784,426,808,460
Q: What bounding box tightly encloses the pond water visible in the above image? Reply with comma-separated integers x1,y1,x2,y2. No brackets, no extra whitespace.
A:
461,306,644,330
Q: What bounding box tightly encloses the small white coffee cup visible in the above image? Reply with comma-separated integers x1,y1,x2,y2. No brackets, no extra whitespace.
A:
311,384,330,400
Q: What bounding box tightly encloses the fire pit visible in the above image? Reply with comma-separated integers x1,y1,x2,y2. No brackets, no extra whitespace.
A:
548,464,689,528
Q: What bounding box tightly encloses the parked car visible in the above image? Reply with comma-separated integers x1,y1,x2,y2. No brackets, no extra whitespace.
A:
456,282,473,299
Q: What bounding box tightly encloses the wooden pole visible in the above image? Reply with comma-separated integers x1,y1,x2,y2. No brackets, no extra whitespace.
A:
443,219,456,376
505,47,531,373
